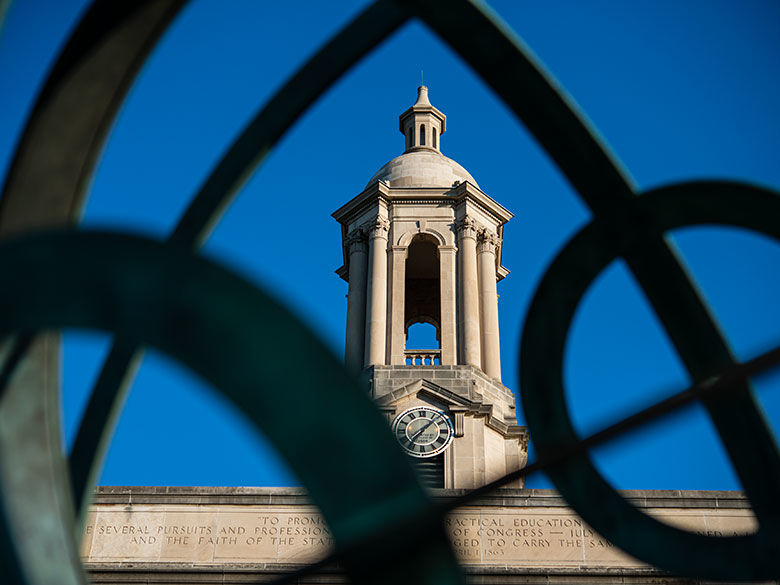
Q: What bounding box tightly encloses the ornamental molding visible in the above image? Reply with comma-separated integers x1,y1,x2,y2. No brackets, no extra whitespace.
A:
396,226,447,247
477,229,500,254
374,377,529,445
455,216,478,240
364,216,390,239
344,228,367,253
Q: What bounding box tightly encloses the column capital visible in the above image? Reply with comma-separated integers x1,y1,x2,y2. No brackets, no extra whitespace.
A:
365,216,390,240
477,230,499,254
345,228,367,253
455,216,478,240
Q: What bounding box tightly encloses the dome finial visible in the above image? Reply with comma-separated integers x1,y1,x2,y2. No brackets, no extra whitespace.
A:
415,85,431,106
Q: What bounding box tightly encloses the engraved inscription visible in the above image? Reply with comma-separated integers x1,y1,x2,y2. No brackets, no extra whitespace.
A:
82,505,756,568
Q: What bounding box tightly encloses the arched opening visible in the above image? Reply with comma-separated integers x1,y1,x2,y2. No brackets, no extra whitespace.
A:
419,124,426,146
407,322,438,349
404,234,440,365
432,127,437,149
407,127,413,150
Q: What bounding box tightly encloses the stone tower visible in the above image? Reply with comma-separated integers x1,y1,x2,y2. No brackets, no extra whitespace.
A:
333,86,528,489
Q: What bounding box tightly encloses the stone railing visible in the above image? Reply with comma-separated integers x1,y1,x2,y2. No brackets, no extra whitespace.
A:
404,349,442,366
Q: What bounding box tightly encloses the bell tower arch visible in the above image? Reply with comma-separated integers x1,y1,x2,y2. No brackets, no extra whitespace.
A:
404,233,442,360
333,87,528,489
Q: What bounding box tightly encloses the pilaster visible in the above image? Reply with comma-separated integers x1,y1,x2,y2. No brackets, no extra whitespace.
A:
388,245,407,365
438,245,457,365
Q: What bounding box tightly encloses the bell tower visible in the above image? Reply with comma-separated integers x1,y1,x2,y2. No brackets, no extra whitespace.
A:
333,87,528,489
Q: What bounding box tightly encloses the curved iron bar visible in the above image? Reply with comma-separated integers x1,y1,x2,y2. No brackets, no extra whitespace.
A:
69,0,411,518
0,229,465,585
521,181,780,579
0,0,777,582
0,334,33,401
0,336,32,585
0,2,186,584
68,340,141,514
463,339,780,509
269,338,780,585
0,0,186,232
0,0,11,37
414,1,780,578
416,0,778,501
72,0,641,518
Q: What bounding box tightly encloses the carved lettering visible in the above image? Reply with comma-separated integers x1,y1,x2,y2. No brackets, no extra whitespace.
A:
83,507,757,568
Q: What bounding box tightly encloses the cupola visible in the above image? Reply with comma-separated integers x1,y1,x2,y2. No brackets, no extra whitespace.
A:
399,85,446,152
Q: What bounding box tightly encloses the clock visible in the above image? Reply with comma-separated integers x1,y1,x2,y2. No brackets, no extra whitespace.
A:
392,406,454,458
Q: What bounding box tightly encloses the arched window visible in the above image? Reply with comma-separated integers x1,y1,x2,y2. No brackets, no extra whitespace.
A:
432,127,437,149
420,124,426,146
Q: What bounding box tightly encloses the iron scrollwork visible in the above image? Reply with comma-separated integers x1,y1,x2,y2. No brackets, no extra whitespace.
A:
0,0,778,583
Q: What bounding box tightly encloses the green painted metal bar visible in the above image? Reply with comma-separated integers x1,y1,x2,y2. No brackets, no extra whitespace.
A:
68,0,412,521
0,0,11,40
413,1,780,574
0,229,464,585
0,2,187,583
520,181,780,580
171,0,411,249
279,338,780,583
0,0,777,582
450,340,780,506
67,340,141,515
0,335,33,401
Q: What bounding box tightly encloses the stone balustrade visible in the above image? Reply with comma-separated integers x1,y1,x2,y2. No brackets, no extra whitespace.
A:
404,349,442,366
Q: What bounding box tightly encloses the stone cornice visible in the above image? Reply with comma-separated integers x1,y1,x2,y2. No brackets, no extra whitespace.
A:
90,485,750,510
332,180,512,228
449,181,513,224
331,180,390,225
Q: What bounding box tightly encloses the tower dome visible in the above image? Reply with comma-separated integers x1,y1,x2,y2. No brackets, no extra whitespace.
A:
367,86,479,189
366,150,479,189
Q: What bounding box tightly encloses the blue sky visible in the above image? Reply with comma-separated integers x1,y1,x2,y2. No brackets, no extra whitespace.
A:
1,1,779,491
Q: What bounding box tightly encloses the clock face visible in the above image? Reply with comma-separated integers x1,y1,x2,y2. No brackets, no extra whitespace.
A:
392,406,454,458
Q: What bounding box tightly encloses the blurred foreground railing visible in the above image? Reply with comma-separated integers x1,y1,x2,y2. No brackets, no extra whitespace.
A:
0,1,778,584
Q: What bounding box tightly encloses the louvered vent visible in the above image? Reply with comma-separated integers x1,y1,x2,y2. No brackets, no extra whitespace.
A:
413,454,444,488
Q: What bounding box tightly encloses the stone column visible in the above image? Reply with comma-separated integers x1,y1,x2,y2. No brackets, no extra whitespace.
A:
478,230,501,380
344,229,368,375
388,245,407,365
457,217,481,369
364,216,389,367
438,245,457,365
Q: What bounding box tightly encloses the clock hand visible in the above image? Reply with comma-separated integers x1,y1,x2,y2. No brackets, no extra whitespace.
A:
408,418,436,445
